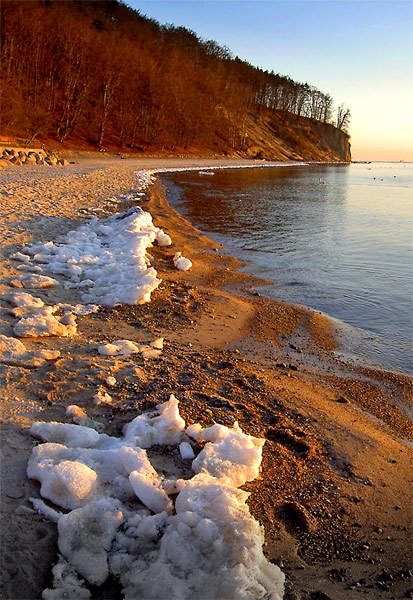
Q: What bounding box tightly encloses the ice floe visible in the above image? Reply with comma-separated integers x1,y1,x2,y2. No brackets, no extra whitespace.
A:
27,395,284,599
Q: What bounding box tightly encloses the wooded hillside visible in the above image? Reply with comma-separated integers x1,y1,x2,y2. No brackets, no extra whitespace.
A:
0,0,351,160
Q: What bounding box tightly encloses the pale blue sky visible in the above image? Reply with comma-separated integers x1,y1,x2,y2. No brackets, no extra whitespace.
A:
125,0,413,161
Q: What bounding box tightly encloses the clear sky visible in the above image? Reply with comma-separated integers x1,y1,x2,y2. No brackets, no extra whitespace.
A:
125,0,413,161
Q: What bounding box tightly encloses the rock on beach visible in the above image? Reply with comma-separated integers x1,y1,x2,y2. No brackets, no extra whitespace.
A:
1,147,69,167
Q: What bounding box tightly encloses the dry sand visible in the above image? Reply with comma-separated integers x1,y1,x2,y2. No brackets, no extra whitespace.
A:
0,154,411,600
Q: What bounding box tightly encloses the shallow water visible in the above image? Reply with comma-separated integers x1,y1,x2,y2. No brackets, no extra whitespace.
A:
163,162,413,375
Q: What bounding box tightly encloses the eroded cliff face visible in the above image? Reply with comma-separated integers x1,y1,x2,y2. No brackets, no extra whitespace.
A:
241,111,351,162
309,120,351,161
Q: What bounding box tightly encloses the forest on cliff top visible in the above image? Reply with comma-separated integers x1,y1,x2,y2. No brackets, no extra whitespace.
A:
0,0,351,156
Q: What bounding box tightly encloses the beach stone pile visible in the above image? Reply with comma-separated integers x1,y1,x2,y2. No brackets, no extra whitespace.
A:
0,148,69,168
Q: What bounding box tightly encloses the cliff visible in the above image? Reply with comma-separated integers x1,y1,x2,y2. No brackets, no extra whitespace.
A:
239,111,351,162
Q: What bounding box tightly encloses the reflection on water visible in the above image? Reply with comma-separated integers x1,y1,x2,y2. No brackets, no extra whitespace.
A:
163,163,413,375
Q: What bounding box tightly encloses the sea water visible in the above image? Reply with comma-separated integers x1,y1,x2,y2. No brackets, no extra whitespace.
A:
162,162,413,375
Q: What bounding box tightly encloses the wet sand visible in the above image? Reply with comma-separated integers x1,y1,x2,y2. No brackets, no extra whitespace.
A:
0,155,412,600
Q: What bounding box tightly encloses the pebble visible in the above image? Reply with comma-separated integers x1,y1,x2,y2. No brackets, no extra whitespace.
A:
6,491,24,499
337,395,351,404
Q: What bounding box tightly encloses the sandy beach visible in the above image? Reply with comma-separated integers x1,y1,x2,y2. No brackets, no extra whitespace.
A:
0,154,411,600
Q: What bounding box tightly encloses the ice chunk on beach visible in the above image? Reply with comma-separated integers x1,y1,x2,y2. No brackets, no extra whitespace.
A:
56,303,99,316
27,396,284,599
0,335,33,363
155,229,172,246
66,406,102,430
23,206,165,307
42,558,92,600
58,498,124,586
10,304,55,318
19,274,60,288
179,441,195,460
123,395,185,448
139,345,162,359
92,390,113,406
0,334,60,367
173,252,192,271
98,340,141,357
35,348,61,361
30,422,101,448
27,457,97,510
16,264,43,273
98,338,163,359
6,291,78,339
8,291,45,308
151,337,163,349
192,422,265,487
14,312,77,337
119,447,173,514
10,251,31,262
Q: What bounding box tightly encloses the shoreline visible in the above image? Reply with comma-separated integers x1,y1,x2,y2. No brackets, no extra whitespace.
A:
159,164,412,379
0,156,412,600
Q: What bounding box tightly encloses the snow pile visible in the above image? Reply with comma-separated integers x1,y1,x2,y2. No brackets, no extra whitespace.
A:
98,337,163,359
28,396,284,599
0,334,60,368
173,252,192,271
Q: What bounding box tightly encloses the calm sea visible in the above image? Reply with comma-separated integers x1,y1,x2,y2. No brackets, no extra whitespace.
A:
162,163,413,375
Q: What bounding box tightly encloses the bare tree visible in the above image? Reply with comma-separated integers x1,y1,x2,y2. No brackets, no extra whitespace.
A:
336,104,351,132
